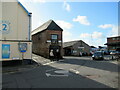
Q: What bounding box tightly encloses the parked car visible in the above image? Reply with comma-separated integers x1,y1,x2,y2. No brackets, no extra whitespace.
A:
110,50,120,55
92,51,104,60
103,50,110,55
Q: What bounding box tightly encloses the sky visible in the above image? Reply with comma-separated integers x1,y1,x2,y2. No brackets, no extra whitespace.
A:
19,0,119,47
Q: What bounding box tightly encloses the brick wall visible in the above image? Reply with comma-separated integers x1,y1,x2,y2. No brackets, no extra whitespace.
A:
32,30,63,58
72,41,90,56
107,37,120,43
107,36,120,50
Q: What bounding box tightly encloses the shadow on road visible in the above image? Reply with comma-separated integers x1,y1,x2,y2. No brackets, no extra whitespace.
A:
60,57,118,73
2,59,38,67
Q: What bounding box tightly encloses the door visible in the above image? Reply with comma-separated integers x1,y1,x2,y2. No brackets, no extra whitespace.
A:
2,44,10,59
49,45,61,57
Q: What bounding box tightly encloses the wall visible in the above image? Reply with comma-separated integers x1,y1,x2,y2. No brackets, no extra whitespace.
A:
2,2,30,40
18,3,30,40
2,2,18,40
1,1,32,61
107,37,120,43
72,41,90,56
32,30,48,58
46,30,63,57
1,41,32,61
107,36,120,50
32,30,63,58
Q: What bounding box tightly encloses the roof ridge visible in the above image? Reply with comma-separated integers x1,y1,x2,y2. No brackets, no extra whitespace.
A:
64,40,81,43
32,19,63,35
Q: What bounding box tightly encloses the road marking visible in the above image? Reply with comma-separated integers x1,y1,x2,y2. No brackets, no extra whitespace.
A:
46,69,70,77
46,73,68,77
32,57,38,59
70,69,80,74
43,61,56,65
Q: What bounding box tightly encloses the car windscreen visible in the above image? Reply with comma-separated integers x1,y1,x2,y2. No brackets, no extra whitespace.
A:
94,52,102,55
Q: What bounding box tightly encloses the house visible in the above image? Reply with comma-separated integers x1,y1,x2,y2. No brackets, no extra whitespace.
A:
0,0,32,61
31,20,63,58
105,36,120,51
63,40,91,56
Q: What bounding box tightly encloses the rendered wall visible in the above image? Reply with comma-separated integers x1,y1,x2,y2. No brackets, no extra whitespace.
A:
1,1,32,61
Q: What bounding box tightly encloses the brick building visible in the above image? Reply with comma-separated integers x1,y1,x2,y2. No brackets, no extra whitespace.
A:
31,20,63,58
63,40,91,56
105,36,120,51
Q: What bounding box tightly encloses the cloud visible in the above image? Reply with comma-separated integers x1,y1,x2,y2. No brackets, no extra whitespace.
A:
55,20,73,42
79,33,91,38
63,30,73,42
107,25,118,37
56,20,73,29
92,32,104,39
73,15,90,26
98,24,113,29
80,31,104,39
79,31,105,47
63,1,71,12
98,24,118,37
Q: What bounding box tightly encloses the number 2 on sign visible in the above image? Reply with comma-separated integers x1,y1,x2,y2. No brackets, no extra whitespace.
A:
2,24,7,31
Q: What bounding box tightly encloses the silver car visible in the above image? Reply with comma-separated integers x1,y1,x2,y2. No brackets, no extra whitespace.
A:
92,51,104,60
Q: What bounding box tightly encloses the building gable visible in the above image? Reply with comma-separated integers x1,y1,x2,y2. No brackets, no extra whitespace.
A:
32,20,63,35
17,0,31,16
47,20,63,31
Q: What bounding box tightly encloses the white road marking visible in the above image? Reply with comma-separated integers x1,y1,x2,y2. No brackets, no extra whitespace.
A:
32,57,38,59
46,73,69,77
43,61,56,65
70,69,80,74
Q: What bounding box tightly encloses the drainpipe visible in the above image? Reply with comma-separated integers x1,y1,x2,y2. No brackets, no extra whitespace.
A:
28,13,32,41
28,13,32,60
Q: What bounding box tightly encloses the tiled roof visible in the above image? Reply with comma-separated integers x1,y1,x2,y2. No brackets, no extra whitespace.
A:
63,40,82,48
31,20,63,35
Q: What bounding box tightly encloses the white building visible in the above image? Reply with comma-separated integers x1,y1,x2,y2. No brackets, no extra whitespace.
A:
0,0,32,61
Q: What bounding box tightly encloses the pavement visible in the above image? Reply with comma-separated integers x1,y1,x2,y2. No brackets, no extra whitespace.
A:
2,54,118,74
2,54,56,74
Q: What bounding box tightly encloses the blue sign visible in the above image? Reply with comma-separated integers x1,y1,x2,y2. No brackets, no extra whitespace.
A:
18,43,27,52
2,44,10,59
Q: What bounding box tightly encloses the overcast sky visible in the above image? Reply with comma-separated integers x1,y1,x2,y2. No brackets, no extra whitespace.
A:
19,0,119,47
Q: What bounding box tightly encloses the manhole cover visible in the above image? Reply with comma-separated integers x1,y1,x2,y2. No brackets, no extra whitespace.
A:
54,70,69,74
46,69,69,77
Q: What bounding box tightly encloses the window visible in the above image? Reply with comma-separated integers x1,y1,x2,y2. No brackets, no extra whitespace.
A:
38,35,41,40
113,47,116,49
117,38,120,40
112,38,115,40
51,34,58,44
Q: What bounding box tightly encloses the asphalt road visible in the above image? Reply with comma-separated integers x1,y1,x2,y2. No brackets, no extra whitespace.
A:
2,55,119,88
